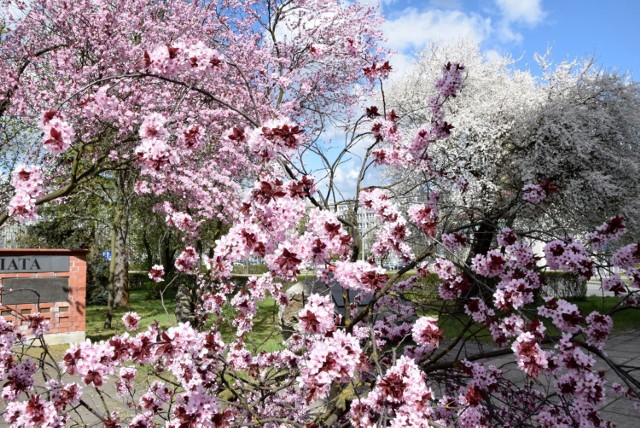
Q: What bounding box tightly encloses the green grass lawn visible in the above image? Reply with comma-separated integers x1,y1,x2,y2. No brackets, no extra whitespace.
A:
86,288,178,342
86,285,284,352
574,295,640,332
86,277,640,353
415,295,640,345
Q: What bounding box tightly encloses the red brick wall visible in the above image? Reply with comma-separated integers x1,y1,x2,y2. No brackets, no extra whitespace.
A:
0,249,87,335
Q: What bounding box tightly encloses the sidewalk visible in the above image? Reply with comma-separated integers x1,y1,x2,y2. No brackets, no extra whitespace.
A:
598,329,640,425
486,329,640,426
586,279,640,297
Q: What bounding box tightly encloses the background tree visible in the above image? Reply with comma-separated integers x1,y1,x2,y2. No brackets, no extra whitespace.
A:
383,41,640,263
0,0,384,229
1,0,384,325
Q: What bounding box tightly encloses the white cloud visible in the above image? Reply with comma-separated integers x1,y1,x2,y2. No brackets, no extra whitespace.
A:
379,0,547,67
495,22,523,43
495,0,545,25
381,8,492,76
386,51,418,78
382,8,492,52
334,162,360,186
492,0,546,44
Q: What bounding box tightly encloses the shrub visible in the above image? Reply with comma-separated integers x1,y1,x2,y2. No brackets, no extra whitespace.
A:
542,270,588,300
403,272,442,303
129,271,150,290
232,263,269,275
86,253,110,305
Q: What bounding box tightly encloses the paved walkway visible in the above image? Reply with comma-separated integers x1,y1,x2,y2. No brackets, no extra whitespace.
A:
486,329,640,426
586,280,640,297
598,329,640,425
3,325,639,426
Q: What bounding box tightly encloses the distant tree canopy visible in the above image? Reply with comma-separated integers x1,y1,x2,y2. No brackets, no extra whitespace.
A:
385,41,640,247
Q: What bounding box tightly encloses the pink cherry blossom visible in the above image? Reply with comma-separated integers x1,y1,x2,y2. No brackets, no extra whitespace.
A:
148,265,165,283
174,246,199,273
441,232,467,251
26,313,50,336
121,312,141,331
39,113,74,155
4,395,66,427
412,316,442,350
612,243,640,270
297,294,336,334
586,215,626,250
299,330,362,402
512,331,548,377
522,183,546,203
333,260,388,292
435,62,464,98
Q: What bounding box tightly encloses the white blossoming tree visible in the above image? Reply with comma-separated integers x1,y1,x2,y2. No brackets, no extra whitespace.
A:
384,41,640,258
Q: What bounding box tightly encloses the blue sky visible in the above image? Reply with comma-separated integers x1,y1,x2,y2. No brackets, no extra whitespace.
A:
374,0,640,79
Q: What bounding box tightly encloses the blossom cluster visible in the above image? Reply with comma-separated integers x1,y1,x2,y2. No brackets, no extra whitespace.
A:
298,330,362,402
302,208,352,266
371,118,403,145
135,113,179,171
370,62,463,167
213,177,316,280
522,183,546,203
351,356,434,427
586,215,626,250
511,331,548,377
408,199,439,238
166,211,199,235
143,41,226,78
33,322,257,425
611,243,640,270
362,61,393,82
8,165,44,223
4,396,66,427
430,258,470,300
470,233,541,312
544,238,594,279
538,297,584,334
411,316,442,350
38,110,74,155
360,189,413,260
121,312,141,331
522,180,558,204
148,264,165,283
333,260,388,292
297,294,336,334
441,232,467,251
174,246,199,273
435,62,465,98
247,118,305,162
26,313,50,336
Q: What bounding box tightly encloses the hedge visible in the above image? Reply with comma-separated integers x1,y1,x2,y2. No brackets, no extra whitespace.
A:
541,270,587,300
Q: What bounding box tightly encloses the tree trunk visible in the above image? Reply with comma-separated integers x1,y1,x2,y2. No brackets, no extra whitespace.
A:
104,207,121,329
103,171,132,328
160,232,175,276
142,228,154,271
457,218,498,311
113,210,129,307
175,278,199,327
465,219,497,266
